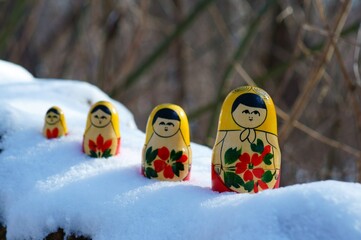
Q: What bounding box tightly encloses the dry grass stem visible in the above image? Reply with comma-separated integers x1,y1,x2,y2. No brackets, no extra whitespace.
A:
279,0,351,142
354,24,361,86
234,63,256,86
277,107,361,158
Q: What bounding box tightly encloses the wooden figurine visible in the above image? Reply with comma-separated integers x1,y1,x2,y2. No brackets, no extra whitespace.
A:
83,101,120,158
142,104,192,181
43,106,68,139
212,86,281,193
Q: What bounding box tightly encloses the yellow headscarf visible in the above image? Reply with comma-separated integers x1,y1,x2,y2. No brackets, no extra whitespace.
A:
217,86,278,135
84,101,120,138
144,103,190,145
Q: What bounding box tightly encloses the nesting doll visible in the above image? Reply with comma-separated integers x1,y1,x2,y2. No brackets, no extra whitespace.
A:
83,101,120,158
142,104,192,181
212,86,281,193
43,106,68,139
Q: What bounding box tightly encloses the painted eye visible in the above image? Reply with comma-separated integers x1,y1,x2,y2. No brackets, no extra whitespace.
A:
94,115,99,119
101,116,107,120
166,122,174,127
47,115,51,118
242,110,250,114
252,110,260,116
159,122,165,125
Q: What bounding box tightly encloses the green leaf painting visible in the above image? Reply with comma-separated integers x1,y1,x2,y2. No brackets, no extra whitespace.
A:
263,153,274,165
90,150,98,158
251,139,264,154
224,147,241,165
173,151,183,161
172,162,185,177
146,147,158,164
102,149,112,158
224,171,245,188
145,167,158,178
244,180,254,192
262,170,273,183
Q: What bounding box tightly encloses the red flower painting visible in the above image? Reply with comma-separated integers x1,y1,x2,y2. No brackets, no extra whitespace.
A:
144,146,188,179
236,152,264,181
254,180,269,193
154,147,174,179
88,134,113,158
223,139,275,192
46,128,59,139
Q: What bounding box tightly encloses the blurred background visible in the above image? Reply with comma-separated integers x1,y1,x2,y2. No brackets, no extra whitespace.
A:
0,0,361,186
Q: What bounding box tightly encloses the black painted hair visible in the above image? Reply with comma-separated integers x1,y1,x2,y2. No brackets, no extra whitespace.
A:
91,105,112,115
231,93,266,113
152,108,180,125
47,107,60,115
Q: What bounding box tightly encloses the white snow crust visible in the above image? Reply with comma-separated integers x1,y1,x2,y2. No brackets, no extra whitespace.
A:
0,60,361,240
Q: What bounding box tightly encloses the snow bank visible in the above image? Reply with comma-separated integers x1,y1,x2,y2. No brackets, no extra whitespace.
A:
0,60,361,240
0,60,34,84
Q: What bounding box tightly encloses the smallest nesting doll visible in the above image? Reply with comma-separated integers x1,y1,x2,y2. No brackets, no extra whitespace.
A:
142,104,192,181
83,101,121,158
43,106,68,139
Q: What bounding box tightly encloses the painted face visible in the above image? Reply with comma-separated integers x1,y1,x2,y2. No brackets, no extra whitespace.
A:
46,112,60,125
153,117,180,137
90,109,111,128
232,103,267,129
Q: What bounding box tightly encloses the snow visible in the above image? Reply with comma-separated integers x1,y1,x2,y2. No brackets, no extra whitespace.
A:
0,60,361,240
0,60,34,85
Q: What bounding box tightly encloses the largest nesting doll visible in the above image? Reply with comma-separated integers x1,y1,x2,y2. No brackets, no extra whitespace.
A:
142,104,192,181
212,86,281,193
83,101,121,158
